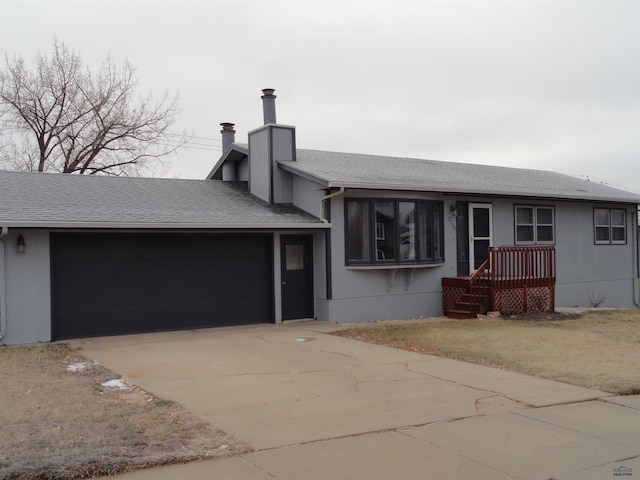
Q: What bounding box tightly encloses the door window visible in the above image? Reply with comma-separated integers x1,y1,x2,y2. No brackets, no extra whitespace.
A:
285,244,304,270
469,203,493,272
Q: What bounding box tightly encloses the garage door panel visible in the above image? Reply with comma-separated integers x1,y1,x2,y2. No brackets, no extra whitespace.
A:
51,233,273,340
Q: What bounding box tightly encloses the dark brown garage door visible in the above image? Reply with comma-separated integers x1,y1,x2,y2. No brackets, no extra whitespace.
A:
51,233,273,340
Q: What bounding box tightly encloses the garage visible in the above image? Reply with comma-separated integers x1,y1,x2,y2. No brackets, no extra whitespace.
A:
51,232,273,340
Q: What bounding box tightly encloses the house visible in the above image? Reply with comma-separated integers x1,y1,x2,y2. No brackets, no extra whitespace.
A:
1,89,639,345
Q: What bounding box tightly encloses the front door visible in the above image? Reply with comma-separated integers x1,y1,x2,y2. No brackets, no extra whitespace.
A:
469,203,493,273
281,235,314,320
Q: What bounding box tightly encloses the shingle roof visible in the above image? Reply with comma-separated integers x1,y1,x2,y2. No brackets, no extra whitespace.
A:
278,149,640,204
0,170,324,228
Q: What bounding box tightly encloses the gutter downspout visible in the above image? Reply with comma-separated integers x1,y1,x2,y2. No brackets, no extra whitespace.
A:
0,226,8,340
634,208,640,307
320,187,345,302
320,187,345,223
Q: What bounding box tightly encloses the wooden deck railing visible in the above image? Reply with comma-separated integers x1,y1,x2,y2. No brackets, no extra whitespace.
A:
487,245,556,288
442,245,557,317
469,258,490,316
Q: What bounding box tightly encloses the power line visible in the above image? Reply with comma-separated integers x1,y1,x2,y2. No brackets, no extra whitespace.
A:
168,140,221,148
575,174,640,195
158,142,221,152
160,132,223,152
166,132,221,143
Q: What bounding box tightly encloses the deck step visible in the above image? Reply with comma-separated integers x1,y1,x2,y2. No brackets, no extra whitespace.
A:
448,294,490,319
442,275,491,319
459,294,487,303
453,301,482,310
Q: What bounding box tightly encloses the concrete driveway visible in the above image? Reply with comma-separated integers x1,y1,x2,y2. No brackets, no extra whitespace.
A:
69,320,640,480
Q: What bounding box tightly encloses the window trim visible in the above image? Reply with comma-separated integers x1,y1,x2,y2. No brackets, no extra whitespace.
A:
344,198,444,266
594,207,627,245
514,205,555,245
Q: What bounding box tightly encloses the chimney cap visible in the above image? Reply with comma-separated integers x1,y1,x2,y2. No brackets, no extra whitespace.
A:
261,88,276,98
220,122,236,133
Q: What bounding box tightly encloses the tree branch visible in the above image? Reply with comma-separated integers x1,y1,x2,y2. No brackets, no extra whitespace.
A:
0,39,188,176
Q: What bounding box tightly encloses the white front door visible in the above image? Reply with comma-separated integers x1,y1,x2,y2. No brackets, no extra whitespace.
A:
468,203,493,273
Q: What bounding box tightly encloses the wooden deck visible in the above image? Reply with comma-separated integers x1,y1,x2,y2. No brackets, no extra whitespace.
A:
442,246,556,318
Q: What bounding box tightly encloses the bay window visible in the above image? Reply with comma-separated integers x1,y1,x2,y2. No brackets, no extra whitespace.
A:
346,199,443,265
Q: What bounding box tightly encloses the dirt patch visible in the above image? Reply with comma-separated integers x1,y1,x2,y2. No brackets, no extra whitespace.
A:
500,311,582,321
333,309,640,395
0,344,251,480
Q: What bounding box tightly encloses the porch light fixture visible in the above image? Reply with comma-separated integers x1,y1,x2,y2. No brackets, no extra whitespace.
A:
16,235,25,254
450,204,458,217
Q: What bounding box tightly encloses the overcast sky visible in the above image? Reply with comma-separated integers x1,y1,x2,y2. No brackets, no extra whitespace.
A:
1,0,638,192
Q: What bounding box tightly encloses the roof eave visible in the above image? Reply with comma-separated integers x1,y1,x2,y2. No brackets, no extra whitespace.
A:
278,162,330,187
279,159,640,203
0,221,330,229
322,181,640,204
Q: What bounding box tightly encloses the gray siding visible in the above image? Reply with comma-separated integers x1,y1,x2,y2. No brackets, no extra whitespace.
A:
320,291,444,323
0,228,326,345
445,197,638,309
248,128,271,203
248,125,295,204
2,229,51,345
477,198,638,308
272,232,283,324
314,193,639,324
291,175,326,219
317,191,451,323
271,127,294,204
554,202,637,308
312,230,327,301
237,157,249,182
1,181,635,344
0,237,6,341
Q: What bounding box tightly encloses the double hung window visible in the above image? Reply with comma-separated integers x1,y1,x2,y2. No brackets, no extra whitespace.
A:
515,206,555,244
594,208,626,244
346,199,443,265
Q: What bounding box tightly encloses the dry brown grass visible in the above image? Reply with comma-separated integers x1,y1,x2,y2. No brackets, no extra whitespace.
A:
0,344,250,480
334,309,640,395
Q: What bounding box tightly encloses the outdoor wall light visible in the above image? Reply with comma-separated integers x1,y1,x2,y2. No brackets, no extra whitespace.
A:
16,235,25,254
450,204,458,217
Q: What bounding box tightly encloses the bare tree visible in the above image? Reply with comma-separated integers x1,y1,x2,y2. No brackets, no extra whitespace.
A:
0,40,187,175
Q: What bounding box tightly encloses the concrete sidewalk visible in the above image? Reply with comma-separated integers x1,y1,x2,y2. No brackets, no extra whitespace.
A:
69,321,640,480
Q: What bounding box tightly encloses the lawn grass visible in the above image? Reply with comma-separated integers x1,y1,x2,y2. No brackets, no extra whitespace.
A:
333,309,640,395
0,344,250,480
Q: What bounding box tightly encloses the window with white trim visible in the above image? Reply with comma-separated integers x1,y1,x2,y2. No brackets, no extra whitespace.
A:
515,206,555,244
345,199,443,265
594,208,626,244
